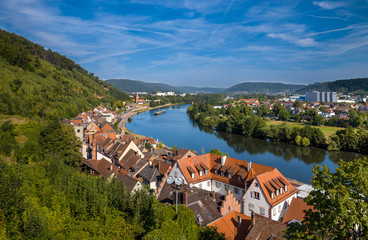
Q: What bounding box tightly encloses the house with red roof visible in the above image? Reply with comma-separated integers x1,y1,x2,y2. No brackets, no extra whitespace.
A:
169,153,298,222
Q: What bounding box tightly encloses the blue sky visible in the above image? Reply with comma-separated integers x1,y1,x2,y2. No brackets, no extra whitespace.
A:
0,0,367,87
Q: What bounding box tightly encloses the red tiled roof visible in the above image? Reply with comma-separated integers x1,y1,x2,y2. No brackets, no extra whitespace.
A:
245,213,286,240
256,169,298,207
283,198,313,224
208,211,251,240
177,153,274,188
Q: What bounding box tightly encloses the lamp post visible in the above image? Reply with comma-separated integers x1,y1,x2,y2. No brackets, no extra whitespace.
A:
167,176,183,213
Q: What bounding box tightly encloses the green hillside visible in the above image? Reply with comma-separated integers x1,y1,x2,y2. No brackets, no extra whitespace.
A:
107,79,182,93
225,82,305,94
0,29,130,119
297,78,368,94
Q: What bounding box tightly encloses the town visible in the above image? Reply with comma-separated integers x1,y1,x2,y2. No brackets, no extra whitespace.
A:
64,101,317,240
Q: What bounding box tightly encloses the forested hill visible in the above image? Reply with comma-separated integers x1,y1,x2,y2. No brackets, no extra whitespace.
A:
107,79,182,93
0,29,130,119
296,78,368,94
225,82,305,94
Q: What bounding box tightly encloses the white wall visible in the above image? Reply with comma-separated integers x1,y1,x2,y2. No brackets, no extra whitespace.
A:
168,163,188,185
243,179,270,218
270,193,298,221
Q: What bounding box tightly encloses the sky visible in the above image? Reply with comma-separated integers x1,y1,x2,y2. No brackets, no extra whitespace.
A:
0,0,368,87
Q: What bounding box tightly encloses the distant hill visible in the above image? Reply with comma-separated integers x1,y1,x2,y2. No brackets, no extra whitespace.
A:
0,29,130,119
176,86,225,93
106,79,182,93
297,78,368,94
225,82,305,94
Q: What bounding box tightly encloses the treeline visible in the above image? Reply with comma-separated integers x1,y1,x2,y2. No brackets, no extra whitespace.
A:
187,103,326,148
297,78,368,94
188,103,368,154
0,119,224,239
0,28,130,119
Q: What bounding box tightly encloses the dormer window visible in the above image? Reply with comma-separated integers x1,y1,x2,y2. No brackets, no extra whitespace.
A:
228,173,232,179
199,170,203,177
191,173,195,179
214,170,218,175
220,171,225,177
271,192,274,199
285,185,288,192
276,190,279,196
280,188,283,195
238,176,242,182
204,169,208,175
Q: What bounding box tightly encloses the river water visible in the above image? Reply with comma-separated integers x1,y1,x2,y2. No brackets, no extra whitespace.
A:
127,104,364,183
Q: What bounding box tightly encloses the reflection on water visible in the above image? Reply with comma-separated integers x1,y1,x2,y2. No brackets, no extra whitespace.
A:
128,104,365,182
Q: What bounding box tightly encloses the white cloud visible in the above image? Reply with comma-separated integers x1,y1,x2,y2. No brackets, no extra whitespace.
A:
267,33,317,47
312,1,347,10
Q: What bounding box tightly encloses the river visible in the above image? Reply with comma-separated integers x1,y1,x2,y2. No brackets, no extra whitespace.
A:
127,104,365,183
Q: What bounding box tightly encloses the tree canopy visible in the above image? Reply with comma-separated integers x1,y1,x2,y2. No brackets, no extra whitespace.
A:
285,158,368,239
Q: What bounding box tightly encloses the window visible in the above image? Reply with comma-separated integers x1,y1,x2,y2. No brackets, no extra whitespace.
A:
199,170,203,177
249,203,254,211
252,191,260,200
254,182,259,187
273,208,276,216
238,176,242,182
284,201,287,209
234,188,239,194
228,173,232,179
280,188,283,195
285,185,288,192
271,193,274,199
278,205,281,213
220,171,225,177
259,207,265,216
207,181,210,187
276,189,279,196
191,173,195,179
204,169,208,175
225,185,230,190
216,182,221,188
228,206,231,212
174,171,178,177
77,129,80,133
214,170,218,175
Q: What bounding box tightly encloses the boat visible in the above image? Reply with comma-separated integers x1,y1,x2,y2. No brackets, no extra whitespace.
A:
154,110,166,116
128,116,133,122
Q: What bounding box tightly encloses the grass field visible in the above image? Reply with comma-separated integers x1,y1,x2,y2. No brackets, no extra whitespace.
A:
266,120,344,138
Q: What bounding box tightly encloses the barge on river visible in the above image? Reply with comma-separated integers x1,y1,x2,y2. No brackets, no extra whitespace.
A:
154,110,166,116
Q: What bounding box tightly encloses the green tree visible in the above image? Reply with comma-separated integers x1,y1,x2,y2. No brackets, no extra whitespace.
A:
301,137,310,146
210,149,228,156
278,110,290,121
311,114,324,126
285,158,368,239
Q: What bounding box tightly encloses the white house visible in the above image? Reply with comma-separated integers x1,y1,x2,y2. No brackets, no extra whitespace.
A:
169,153,298,222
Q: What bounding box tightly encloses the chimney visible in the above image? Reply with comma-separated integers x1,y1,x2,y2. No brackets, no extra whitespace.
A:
247,161,252,172
175,149,179,156
183,191,188,205
237,215,242,227
210,191,216,201
221,155,227,166
92,134,97,160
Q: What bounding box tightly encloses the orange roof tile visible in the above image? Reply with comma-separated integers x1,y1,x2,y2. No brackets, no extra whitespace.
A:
256,169,298,207
208,211,251,240
283,198,313,224
177,153,274,188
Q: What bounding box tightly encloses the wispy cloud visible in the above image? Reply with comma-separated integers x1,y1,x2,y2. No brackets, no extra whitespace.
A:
267,33,317,47
312,1,347,10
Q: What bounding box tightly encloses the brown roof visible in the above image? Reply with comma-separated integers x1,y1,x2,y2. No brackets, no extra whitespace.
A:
283,198,313,224
87,158,118,178
245,213,286,240
151,159,171,175
177,153,274,188
208,211,251,240
118,149,143,171
115,172,140,192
